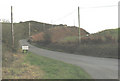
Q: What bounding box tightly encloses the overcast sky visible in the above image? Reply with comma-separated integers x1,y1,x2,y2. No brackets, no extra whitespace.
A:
0,0,119,33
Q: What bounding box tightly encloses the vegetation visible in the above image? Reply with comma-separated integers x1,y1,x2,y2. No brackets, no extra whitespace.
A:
30,26,88,44
2,52,44,79
2,21,74,51
2,21,91,79
2,23,29,52
2,20,118,79
25,52,91,79
60,36,78,42
31,28,119,58
2,52,91,79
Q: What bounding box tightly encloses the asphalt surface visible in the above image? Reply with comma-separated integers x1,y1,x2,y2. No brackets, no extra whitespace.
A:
19,39,118,79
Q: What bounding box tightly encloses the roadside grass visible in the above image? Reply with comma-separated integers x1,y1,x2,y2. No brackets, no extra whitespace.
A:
24,52,91,79
2,52,44,79
2,52,91,79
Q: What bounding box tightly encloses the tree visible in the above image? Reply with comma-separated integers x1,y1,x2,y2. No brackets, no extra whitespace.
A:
0,19,10,23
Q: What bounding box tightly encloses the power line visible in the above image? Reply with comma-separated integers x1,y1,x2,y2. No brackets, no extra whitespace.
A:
80,5,117,9
73,0,80,7
52,4,118,25
53,9,77,23
53,5,117,21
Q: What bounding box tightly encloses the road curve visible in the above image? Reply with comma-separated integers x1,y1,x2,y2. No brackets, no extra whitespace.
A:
19,39,118,79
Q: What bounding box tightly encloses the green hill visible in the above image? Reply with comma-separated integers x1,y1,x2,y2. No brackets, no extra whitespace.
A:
2,21,89,51
78,28,119,44
92,28,118,41
2,21,91,79
2,21,54,51
2,20,118,58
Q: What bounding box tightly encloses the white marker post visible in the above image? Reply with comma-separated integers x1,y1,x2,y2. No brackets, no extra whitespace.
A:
22,45,29,53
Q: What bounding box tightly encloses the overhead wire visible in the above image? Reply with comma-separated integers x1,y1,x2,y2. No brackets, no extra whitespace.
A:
52,5,118,24
80,5,118,9
53,8,77,23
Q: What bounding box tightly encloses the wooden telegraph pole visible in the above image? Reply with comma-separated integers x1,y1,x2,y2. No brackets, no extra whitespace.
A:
11,6,14,50
29,22,31,37
78,6,81,44
43,23,45,31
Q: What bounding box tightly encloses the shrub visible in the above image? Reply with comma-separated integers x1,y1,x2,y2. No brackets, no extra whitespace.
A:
43,31,52,44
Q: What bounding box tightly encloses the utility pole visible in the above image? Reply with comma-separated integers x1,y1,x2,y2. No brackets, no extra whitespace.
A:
51,20,54,29
11,6,14,50
51,20,53,28
78,6,81,44
43,23,45,31
29,22,31,37
74,19,75,27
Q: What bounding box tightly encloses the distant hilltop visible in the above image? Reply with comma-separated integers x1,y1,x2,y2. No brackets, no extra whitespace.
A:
19,20,68,27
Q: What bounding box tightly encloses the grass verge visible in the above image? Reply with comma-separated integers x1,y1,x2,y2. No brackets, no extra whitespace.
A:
24,52,91,79
3,52,91,79
2,53,44,79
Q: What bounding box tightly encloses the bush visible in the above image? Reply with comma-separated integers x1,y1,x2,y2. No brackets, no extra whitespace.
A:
43,31,52,44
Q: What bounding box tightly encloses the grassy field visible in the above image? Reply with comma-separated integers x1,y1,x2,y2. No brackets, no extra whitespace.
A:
2,52,91,79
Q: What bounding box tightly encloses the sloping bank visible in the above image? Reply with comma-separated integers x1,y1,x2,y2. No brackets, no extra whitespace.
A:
3,52,91,79
25,52,91,79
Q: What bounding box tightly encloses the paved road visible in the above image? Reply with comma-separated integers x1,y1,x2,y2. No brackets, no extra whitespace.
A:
19,39,118,79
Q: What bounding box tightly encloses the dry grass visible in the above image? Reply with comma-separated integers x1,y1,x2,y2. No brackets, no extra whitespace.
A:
2,53,44,79
2,52,91,79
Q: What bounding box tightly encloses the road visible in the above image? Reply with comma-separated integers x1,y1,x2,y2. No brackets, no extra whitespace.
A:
19,39,118,79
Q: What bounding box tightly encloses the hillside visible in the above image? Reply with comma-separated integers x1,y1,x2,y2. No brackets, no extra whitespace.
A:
2,21,118,59
31,27,119,44
2,21,73,51
84,28,119,43
2,21,71,67
30,26,89,43
2,21,91,79
30,27,118,58
92,28,118,40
